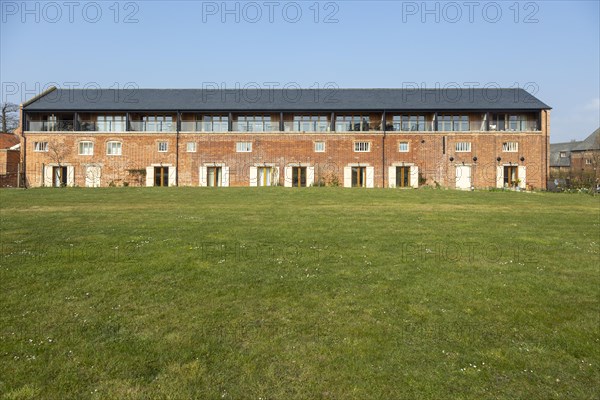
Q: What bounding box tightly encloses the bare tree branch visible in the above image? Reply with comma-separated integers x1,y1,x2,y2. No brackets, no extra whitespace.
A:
1,102,19,133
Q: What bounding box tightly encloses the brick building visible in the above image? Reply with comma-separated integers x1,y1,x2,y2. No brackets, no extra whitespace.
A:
19,87,551,189
0,133,21,188
550,128,600,186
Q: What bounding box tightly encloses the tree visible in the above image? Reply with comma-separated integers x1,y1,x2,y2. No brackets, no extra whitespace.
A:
1,102,19,133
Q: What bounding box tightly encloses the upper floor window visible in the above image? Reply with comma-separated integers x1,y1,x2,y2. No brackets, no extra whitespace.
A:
399,142,409,152
97,115,125,132
143,115,174,132
314,141,325,152
490,114,536,131
199,115,229,132
30,114,74,131
291,116,329,132
502,142,518,152
354,141,371,152
455,142,471,152
560,152,567,158
158,141,168,152
439,115,469,131
336,116,370,132
393,115,426,131
106,141,122,156
508,115,529,131
186,142,197,152
34,142,48,152
236,142,252,152
236,116,273,132
78,141,94,155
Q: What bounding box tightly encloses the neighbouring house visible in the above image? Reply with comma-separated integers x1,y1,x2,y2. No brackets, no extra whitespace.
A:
19,87,551,189
0,132,21,188
550,128,599,187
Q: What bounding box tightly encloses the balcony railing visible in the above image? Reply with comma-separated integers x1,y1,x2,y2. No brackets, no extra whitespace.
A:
284,121,330,132
488,121,539,132
388,122,434,132
232,121,278,132
79,120,126,132
180,121,229,132
28,120,74,131
334,122,371,132
129,121,176,132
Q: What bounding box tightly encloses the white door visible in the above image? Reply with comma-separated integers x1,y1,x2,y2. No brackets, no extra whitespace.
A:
85,166,101,187
455,165,471,190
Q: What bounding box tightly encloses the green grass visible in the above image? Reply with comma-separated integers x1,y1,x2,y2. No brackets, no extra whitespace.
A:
0,188,598,400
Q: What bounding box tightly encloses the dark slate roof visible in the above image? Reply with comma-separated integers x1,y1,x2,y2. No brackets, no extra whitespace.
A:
572,128,600,151
549,142,579,167
23,88,551,112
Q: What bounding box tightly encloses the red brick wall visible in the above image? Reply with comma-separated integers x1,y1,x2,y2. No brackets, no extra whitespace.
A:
0,150,21,188
22,110,550,189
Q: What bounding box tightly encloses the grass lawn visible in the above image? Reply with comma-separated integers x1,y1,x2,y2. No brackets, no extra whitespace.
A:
0,188,598,399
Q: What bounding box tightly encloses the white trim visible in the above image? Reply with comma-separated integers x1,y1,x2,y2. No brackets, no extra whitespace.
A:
496,166,504,188
366,166,375,188
343,166,352,188
455,165,472,190
199,163,228,187
85,165,101,187
518,166,526,189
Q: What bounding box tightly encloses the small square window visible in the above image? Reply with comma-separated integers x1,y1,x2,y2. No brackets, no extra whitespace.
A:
585,159,592,165
34,142,48,152
78,141,94,155
399,142,409,152
186,142,196,153
236,142,252,152
502,142,518,152
314,141,325,152
455,142,471,152
354,142,370,152
158,142,168,152
560,152,567,158
106,141,122,156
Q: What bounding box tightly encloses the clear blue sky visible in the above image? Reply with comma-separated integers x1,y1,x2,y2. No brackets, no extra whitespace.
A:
1,0,598,142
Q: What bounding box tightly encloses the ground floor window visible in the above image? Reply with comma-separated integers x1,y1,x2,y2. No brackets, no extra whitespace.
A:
504,166,518,187
352,167,366,187
396,166,410,188
53,166,67,187
154,166,169,187
258,167,273,187
292,167,307,187
207,167,222,187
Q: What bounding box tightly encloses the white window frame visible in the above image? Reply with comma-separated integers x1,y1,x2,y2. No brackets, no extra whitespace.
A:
502,142,518,152
399,142,409,152
455,142,472,152
106,141,122,156
236,142,252,153
158,141,168,153
34,142,49,152
314,141,325,152
354,141,371,153
186,142,197,153
78,141,94,156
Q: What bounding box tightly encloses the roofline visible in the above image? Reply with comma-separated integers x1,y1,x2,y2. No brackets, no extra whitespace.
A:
22,108,550,113
21,86,57,107
21,87,552,110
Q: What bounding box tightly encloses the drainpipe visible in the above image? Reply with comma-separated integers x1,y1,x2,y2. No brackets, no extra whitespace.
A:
21,107,27,188
176,110,180,186
382,110,386,188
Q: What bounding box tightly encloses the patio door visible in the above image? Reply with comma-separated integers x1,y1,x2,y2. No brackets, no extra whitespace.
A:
154,166,169,187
